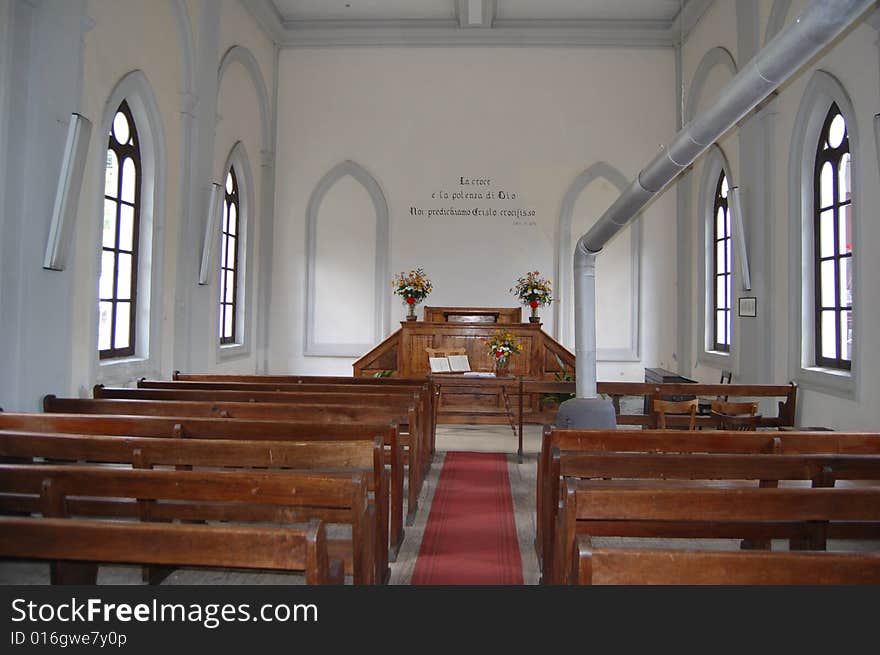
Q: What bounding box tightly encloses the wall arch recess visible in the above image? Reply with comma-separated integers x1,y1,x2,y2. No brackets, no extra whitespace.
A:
304,160,390,357
556,161,641,361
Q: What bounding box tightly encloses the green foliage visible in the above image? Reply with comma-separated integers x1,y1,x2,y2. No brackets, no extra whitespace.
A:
373,370,394,378
541,354,575,408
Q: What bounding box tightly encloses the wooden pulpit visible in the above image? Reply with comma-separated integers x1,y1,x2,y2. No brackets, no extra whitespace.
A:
353,306,575,425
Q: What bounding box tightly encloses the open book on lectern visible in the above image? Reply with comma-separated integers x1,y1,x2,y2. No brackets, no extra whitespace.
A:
429,355,471,373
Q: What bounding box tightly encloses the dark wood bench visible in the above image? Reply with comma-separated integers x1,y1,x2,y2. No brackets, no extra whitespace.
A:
555,483,880,584
139,377,436,460
0,412,404,561
537,427,880,568
575,539,880,585
0,431,390,582
92,386,429,517
0,516,342,585
522,381,797,432
0,463,375,584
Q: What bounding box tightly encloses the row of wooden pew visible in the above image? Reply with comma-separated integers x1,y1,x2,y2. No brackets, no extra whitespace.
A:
0,373,438,585
538,426,880,585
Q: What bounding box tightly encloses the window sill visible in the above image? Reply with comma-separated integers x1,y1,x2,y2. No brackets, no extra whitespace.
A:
795,365,856,400
97,355,158,386
697,349,731,370
218,342,250,362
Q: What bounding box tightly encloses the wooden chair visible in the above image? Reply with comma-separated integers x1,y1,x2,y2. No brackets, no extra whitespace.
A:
713,413,763,431
710,399,758,416
652,398,698,430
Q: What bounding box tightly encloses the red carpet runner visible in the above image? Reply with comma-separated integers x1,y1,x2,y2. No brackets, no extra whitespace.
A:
411,452,523,585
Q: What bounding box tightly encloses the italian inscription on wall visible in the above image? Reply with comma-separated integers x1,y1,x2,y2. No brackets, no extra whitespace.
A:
409,176,537,226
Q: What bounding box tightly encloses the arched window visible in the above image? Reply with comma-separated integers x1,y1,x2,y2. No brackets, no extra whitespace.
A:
219,167,240,344
98,100,140,359
813,103,852,370
712,171,732,352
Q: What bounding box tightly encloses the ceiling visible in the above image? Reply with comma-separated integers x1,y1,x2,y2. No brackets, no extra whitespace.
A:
271,1,686,23
247,0,712,47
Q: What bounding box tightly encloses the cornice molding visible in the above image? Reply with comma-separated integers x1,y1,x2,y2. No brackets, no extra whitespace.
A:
240,0,714,48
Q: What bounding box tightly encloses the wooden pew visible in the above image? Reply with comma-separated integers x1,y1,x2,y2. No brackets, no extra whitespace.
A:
0,412,405,559
166,373,439,456
536,427,880,568
0,463,375,584
522,381,798,433
555,483,880,584
0,432,390,583
575,538,880,585
139,378,436,459
92,386,429,517
0,516,342,585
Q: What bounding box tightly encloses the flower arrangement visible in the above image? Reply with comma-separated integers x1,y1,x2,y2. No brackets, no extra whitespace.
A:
511,271,552,320
392,267,433,319
484,329,523,370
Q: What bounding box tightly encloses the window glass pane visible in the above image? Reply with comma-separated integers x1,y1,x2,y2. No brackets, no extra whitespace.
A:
720,176,728,199
725,240,732,275
115,302,130,349
716,311,726,345
99,251,115,300
98,302,113,350
226,172,233,194
102,200,117,248
840,257,852,307
113,110,130,145
218,307,226,339
715,277,725,310
219,233,228,269
225,271,235,303
820,259,836,308
725,310,731,346
121,157,136,203
841,310,852,361
828,113,845,148
716,241,725,273
716,208,725,239
118,204,135,252
228,203,237,236
839,203,851,255
116,253,132,300
839,152,851,203
104,150,118,198
819,209,835,259
821,310,837,359
725,276,731,311
224,309,233,339
226,235,236,267
819,161,834,209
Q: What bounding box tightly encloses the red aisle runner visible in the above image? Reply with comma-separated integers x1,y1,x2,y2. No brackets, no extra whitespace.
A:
410,452,523,585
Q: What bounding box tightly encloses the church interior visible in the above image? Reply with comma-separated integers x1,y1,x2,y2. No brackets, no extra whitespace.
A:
2,0,880,587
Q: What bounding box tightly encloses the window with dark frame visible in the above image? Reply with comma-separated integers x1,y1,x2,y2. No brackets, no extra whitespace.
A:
712,170,732,352
219,167,240,344
98,100,140,359
813,103,852,370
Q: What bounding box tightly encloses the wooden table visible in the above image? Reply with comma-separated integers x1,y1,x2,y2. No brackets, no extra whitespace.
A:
428,373,524,462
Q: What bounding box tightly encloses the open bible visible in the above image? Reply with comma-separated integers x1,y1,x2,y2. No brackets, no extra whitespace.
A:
429,354,471,373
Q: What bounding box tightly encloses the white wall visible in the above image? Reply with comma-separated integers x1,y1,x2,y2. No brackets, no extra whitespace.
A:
681,0,880,430
271,46,679,379
0,0,275,409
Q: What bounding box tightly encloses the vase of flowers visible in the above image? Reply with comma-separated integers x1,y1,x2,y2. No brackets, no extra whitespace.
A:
393,267,433,321
484,329,523,375
511,270,552,323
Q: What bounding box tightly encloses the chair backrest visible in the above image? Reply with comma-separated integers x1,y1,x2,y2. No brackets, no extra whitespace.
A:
712,412,763,431
719,369,732,401
652,398,698,430
710,399,758,416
